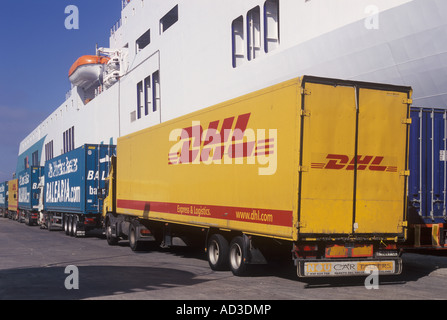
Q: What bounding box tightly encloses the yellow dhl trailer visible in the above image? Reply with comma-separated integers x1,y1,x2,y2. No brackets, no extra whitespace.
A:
103,76,412,277
7,179,18,220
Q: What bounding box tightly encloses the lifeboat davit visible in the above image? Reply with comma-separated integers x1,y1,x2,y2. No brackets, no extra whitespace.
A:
68,55,110,89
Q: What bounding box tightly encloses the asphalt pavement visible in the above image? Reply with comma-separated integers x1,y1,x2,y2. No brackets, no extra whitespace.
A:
1,217,447,301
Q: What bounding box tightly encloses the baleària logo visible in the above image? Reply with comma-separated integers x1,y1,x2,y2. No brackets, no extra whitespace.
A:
311,154,397,172
168,113,277,175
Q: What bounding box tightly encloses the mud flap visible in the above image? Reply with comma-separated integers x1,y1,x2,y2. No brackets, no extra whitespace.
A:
243,234,268,265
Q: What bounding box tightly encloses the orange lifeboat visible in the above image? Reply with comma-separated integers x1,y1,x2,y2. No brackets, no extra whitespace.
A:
68,55,110,89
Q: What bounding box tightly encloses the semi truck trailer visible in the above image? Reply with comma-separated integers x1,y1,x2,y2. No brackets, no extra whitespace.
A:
17,166,44,225
43,144,116,236
7,179,18,220
103,76,412,277
0,181,8,218
407,107,447,249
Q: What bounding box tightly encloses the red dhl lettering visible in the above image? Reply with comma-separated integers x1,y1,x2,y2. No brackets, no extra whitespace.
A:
168,113,277,176
169,113,253,165
311,154,397,172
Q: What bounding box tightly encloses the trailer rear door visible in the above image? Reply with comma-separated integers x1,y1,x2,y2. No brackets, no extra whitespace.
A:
299,83,357,235
298,77,411,238
355,88,409,234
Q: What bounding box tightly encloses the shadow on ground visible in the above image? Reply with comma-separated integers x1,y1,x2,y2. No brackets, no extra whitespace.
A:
0,265,208,300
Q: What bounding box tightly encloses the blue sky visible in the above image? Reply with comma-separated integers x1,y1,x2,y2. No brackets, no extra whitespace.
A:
0,1,122,182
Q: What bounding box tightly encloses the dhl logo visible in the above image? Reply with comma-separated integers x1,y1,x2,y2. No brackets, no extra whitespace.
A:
168,113,277,175
311,154,397,172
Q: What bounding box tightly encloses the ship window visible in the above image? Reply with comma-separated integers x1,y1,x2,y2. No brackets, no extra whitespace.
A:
137,81,143,119
144,76,152,116
32,151,39,166
232,16,245,68
247,6,261,61
136,28,151,53
264,0,279,53
63,126,75,154
160,5,178,34
45,141,54,162
152,71,160,112
136,72,159,119
71,127,74,151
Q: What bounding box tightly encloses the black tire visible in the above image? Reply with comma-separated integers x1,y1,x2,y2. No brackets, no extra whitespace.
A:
229,236,248,276
72,215,78,237
64,215,70,234
105,218,119,246
68,215,73,236
129,222,144,251
47,214,53,231
207,234,230,271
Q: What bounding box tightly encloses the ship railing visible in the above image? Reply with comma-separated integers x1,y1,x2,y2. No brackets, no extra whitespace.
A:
111,1,131,35
122,0,132,9
65,89,72,101
110,18,122,36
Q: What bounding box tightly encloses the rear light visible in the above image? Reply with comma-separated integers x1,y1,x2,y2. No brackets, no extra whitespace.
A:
84,217,96,225
140,229,151,236
295,244,318,252
294,244,318,258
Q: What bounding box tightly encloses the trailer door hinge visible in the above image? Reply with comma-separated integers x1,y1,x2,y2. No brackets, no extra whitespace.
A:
402,98,413,105
401,118,412,125
300,109,311,117
301,88,311,96
398,221,408,227
297,221,307,229
400,170,410,177
298,166,309,172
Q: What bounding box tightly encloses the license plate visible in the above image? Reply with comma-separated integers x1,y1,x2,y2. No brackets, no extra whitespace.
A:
302,260,396,277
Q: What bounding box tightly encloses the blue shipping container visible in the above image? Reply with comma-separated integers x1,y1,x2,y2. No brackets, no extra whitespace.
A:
408,107,447,224
44,144,116,215
17,166,44,211
0,181,8,209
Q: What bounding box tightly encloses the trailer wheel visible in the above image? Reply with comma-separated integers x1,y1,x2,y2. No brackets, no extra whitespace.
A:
17,211,23,223
24,212,30,226
105,218,119,246
64,215,70,235
129,222,144,251
67,215,73,236
207,234,229,271
229,236,248,276
72,215,78,237
47,214,53,231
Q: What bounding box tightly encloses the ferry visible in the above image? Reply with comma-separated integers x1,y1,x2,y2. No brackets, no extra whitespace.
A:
16,0,447,174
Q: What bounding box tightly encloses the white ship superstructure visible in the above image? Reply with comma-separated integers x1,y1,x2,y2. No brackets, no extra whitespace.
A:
16,0,447,174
